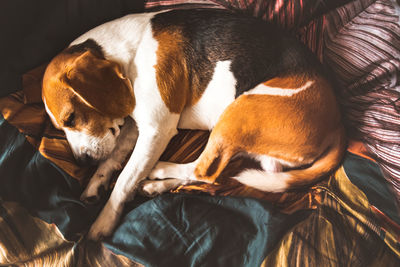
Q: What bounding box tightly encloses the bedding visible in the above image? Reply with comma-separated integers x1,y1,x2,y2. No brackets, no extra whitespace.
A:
1,0,400,266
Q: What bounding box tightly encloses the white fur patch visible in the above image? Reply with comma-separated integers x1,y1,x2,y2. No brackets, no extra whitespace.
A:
233,169,289,192
245,80,314,96
149,160,198,180
132,22,177,127
87,20,182,240
63,128,115,161
178,60,237,130
70,12,160,79
232,154,291,192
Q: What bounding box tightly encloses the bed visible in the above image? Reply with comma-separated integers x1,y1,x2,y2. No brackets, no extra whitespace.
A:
0,0,399,266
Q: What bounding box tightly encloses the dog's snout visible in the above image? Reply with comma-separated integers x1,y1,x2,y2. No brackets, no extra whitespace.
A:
77,153,96,166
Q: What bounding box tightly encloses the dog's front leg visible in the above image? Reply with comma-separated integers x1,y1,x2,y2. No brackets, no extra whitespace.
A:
87,120,179,240
80,117,138,204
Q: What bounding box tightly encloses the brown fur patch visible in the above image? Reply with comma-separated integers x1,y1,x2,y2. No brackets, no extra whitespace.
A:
263,74,309,89
152,26,190,113
42,74,117,138
216,76,340,159
151,26,212,113
194,74,345,184
43,49,135,118
63,50,135,118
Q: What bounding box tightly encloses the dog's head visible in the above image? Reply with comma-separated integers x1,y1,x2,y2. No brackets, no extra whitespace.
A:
42,40,135,164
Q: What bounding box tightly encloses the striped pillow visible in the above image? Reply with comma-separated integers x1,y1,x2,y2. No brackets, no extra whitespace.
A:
299,0,400,204
145,0,224,10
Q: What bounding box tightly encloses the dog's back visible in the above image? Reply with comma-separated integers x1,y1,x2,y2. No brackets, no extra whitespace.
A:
151,9,323,99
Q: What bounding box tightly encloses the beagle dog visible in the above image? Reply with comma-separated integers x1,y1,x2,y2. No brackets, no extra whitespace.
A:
42,9,346,240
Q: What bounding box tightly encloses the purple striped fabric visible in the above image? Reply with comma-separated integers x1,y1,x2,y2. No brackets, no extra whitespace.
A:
144,0,400,204
211,0,353,29
145,0,224,10
320,0,400,204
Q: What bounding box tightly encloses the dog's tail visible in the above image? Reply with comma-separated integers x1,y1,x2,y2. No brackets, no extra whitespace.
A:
232,126,347,192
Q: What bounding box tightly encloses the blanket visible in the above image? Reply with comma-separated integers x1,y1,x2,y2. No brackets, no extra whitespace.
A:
1,86,399,265
1,0,400,266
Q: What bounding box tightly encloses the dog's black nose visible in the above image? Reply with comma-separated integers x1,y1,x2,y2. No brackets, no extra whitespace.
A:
77,153,95,166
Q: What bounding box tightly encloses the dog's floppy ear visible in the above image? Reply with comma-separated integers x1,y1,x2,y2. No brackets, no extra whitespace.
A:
64,50,135,118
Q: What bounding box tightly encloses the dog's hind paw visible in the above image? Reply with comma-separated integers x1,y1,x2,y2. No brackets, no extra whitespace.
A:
149,161,197,180
138,178,187,197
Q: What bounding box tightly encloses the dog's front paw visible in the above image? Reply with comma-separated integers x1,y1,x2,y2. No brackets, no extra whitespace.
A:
80,160,122,204
87,202,121,241
81,175,109,204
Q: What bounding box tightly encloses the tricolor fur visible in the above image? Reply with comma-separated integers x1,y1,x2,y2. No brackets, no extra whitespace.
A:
42,9,346,240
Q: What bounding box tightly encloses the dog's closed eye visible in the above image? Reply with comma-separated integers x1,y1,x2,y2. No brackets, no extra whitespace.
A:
64,112,76,127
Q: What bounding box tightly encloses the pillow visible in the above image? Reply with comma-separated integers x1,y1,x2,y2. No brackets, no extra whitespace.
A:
311,0,400,204
211,0,353,28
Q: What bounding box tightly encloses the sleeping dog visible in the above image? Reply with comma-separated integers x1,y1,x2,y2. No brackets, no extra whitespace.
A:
42,9,346,240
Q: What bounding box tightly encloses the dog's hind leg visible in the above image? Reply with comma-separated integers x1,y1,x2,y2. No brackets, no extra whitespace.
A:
139,178,190,197
148,159,199,180
141,160,200,196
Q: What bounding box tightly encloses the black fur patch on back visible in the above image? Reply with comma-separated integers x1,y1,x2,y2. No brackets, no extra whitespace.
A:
152,9,322,97
64,39,105,59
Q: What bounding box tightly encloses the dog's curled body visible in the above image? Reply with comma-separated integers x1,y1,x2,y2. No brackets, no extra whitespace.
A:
42,9,346,240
